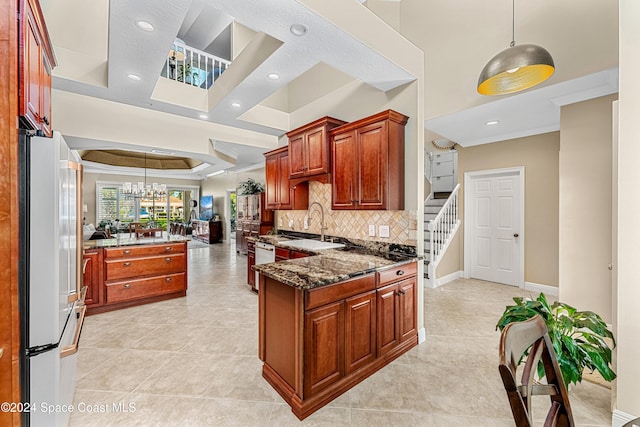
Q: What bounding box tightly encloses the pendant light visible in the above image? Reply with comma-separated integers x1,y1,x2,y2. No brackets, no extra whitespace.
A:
477,0,554,96
121,153,167,199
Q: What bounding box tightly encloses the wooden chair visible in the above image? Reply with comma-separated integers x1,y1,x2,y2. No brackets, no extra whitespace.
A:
128,222,143,237
499,315,575,427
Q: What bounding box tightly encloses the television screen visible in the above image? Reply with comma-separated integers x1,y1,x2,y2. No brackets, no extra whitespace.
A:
200,196,213,220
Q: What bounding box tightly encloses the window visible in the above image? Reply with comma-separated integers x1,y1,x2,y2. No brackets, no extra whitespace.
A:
96,184,137,224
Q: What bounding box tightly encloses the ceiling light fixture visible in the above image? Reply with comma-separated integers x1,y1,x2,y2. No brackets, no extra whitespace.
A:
485,120,500,126
135,20,155,32
477,0,554,96
267,73,280,80
127,74,141,81
290,24,308,37
121,153,167,201
207,170,227,177
199,114,209,119
231,102,241,108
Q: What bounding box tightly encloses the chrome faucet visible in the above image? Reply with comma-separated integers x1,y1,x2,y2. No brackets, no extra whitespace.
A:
308,202,327,242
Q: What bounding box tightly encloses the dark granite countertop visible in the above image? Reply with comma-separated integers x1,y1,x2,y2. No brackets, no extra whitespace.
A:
252,233,420,290
83,235,188,249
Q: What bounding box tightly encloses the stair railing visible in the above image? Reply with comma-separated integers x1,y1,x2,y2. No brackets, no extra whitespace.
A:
427,184,461,269
162,40,231,90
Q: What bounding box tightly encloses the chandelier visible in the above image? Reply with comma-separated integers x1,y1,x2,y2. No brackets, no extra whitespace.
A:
121,153,167,198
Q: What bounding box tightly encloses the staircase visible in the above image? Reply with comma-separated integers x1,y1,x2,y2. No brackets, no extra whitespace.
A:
423,184,461,286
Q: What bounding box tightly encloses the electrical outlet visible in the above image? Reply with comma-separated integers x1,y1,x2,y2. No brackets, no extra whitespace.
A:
368,224,376,237
379,225,390,238
303,215,309,229
278,218,283,227
288,219,294,229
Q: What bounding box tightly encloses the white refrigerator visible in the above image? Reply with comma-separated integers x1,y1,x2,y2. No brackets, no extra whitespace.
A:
20,130,86,426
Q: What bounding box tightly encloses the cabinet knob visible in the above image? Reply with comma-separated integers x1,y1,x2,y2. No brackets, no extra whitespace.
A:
165,277,173,282
123,262,131,267
123,283,132,289
165,257,173,262
396,289,406,296
396,270,405,276
124,250,131,255
165,246,173,252
42,116,50,126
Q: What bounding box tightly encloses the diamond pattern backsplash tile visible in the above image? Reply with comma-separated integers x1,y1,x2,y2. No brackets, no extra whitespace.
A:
276,183,417,246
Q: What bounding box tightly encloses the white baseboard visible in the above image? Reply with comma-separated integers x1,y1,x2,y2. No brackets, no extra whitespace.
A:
523,281,559,296
613,409,638,427
417,327,426,344
433,270,463,288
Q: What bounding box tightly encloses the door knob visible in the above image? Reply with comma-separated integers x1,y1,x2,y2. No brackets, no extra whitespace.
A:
513,233,519,238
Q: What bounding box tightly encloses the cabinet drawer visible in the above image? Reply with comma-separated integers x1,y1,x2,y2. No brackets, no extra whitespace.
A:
377,262,417,288
104,243,185,258
431,175,455,192
275,247,290,260
433,152,454,162
106,273,186,303
432,160,454,176
105,253,186,281
250,222,260,233
306,274,375,310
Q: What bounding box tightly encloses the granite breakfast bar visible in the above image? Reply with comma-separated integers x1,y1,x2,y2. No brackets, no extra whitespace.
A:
254,244,419,420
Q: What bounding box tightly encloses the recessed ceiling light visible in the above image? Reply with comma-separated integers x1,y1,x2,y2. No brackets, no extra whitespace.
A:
485,120,500,126
127,74,141,81
290,24,308,36
199,114,208,119
231,102,241,108
267,73,280,80
135,20,154,32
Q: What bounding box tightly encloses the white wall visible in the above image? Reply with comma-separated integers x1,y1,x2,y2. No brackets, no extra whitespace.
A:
614,0,640,420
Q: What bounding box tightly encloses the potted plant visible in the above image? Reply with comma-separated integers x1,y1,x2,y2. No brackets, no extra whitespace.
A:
496,293,616,386
237,178,264,195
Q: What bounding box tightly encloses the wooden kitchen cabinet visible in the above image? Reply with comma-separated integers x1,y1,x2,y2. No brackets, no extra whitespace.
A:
376,263,418,357
82,248,103,307
19,0,56,136
247,240,256,289
331,110,408,210
236,193,273,254
345,290,376,374
264,146,309,210
287,117,346,181
86,241,188,314
191,219,222,244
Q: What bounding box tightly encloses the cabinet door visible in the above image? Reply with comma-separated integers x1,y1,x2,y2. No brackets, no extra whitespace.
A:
398,277,417,343
265,153,279,209
40,58,52,136
247,250,256,288
345,291,376,373
304,301,345,397
277,152,293,209
288,134,306,178
331,131,357,209
357,120,387,209
305,126,328,175
24,6,41,130
83,250,102,307
376,283,399,357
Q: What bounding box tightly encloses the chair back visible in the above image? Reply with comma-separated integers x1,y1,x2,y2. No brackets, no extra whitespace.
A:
499,315,574,427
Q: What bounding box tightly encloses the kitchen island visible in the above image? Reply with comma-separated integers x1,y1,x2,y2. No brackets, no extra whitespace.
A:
83,235,188,314
255,246,418,420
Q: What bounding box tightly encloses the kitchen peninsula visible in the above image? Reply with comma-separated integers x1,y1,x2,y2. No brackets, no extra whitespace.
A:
254,240,418,420
83,236,188,314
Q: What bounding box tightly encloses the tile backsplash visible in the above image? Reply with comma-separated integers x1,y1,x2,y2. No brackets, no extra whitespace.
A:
276,182,417,246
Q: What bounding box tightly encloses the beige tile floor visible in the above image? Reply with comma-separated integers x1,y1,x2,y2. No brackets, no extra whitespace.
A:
70,242,612,426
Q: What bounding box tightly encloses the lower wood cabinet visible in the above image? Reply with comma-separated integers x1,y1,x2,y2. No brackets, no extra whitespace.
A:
247,240,256,290
259,260,417,420
84,241,188,314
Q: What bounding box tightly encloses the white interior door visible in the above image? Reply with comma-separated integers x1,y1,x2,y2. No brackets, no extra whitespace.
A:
465,168,523,287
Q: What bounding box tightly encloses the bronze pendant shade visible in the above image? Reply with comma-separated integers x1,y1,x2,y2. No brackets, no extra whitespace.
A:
477,0,555,95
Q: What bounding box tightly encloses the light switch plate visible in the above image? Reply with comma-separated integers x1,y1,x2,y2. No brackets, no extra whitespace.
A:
368,224,376,237
379,225,390,238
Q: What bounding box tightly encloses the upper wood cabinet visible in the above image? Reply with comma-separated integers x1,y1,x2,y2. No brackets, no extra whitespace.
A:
264,146,309,210
287,117,346,181
331,110,408,210
19,0,56,136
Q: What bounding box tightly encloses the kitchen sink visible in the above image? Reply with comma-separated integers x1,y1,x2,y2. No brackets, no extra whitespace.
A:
279,239,345,251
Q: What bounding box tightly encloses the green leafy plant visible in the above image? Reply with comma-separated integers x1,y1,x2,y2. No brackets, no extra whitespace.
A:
237,178,264,195
496,293,616,386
